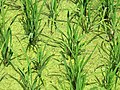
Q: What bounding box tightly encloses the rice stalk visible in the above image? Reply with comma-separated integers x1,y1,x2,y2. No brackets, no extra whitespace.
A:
8,44,53,90
55,11,97,90
0,0,17,66
68,0,95,33
20,0,46,52
45,0,60,34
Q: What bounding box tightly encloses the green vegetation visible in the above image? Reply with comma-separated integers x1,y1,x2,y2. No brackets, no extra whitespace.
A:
0,0,14,66
0,0,120,90
20,0,46,52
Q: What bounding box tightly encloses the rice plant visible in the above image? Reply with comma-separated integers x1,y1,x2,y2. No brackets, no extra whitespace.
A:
100,0,120,72
97,0,120,42
0,0,15,66
8,56,43,90
70,0,90,16
53,11,97,90
20,0,46,52
8,44,54,90
59,37,97,90
64,48,96,90
95,65,118,90
31,44,54,77
68,0,99,33
55,11,87,60
45,0,60,34
95,34,120,89
95,0,120,87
